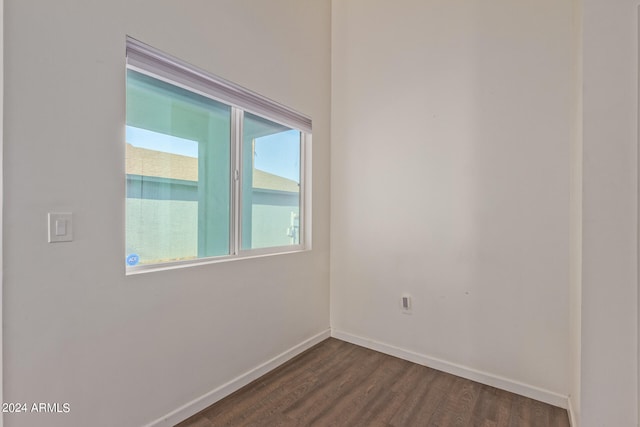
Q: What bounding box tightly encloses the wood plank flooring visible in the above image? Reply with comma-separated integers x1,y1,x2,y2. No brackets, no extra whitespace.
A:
176,338,569,427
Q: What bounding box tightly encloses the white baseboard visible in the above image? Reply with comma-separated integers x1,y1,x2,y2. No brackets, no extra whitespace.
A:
144,329,331,427
331,329,569,410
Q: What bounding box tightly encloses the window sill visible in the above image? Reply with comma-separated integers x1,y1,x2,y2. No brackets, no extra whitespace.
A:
125,245,308,276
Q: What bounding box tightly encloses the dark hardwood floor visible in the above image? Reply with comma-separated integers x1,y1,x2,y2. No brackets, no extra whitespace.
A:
176,338,569,427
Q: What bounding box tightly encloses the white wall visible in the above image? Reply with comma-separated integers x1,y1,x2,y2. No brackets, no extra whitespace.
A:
331,0,573,403
569,0,583,423
3,1,331,426
580,0,639,425
0,0,4,425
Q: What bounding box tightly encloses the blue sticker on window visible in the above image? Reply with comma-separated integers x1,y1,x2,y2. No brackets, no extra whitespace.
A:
126,254,140,266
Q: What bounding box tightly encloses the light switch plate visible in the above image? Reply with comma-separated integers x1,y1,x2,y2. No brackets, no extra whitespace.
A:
48,213,73,243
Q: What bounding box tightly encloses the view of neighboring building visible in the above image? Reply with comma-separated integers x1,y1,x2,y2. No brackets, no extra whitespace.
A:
125,142,300,265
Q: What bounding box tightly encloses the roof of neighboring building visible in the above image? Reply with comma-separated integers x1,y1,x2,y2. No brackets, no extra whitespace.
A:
126,143,299,193
253,169,300,193
126,143,198,181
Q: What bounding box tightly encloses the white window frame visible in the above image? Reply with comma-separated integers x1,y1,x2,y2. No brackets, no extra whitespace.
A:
125,37,312,274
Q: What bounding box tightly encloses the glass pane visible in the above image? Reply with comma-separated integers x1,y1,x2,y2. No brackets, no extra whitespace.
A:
241,113,301,250
126,69,231,266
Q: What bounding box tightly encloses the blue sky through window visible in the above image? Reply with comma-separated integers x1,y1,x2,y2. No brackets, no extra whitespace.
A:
254,129,301,183
126,126,199,158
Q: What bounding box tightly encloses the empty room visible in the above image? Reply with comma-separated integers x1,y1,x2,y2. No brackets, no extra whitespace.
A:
1,0,639,426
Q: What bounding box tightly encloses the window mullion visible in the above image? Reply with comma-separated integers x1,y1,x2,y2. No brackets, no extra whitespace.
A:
299,133,306,248
230,107,243,256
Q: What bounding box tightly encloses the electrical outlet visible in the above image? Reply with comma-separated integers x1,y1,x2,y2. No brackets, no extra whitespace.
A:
401,295,412,313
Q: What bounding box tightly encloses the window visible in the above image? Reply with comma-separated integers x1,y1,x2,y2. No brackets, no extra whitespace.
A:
125,37,311,272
